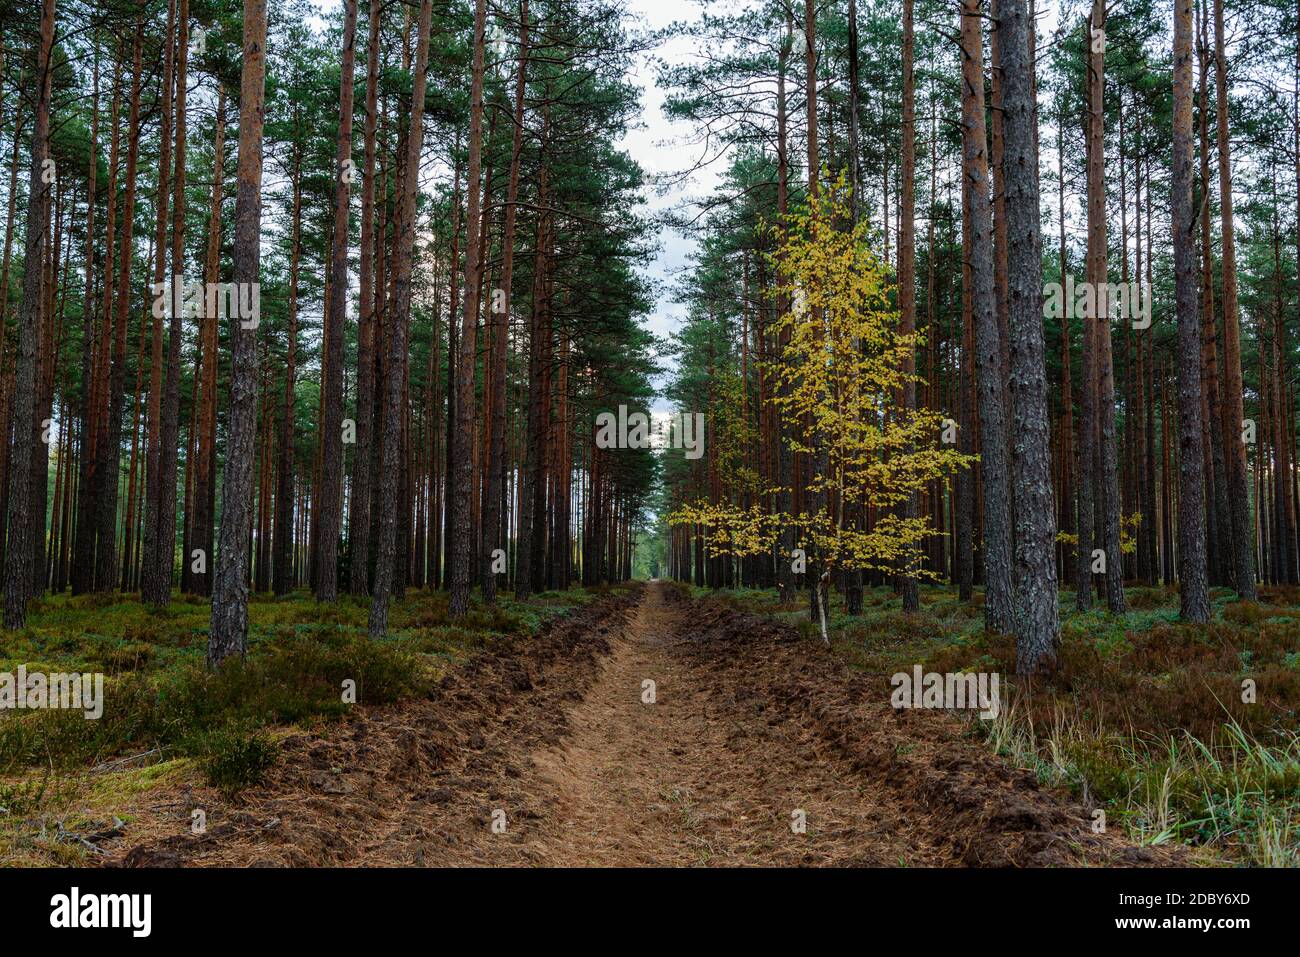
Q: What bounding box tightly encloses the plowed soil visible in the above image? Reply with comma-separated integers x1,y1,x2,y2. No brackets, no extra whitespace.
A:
112,582,1175,867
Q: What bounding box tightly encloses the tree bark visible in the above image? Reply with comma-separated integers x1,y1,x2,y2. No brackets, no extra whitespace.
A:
1212,0,1256,600
514,107,551,601
72,53,100,596
141,0,177,604
1001,0,1060,674
1087,0,1126,613
191,89,225,596
483,0,529,604
95,17,145,593
150,0,190,605
369,0,433,637
448,0,490,616
897,0,920,613
209,0,268,665
957,134,975,604
960,0,1013,633
274,152,302,595
348,0,383,596
317,0,359,602
1056,106,1075,586
1172,0,1211,621
2,0,54,628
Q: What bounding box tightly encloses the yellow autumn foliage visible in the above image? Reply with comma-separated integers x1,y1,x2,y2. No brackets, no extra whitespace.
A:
670,173,973,578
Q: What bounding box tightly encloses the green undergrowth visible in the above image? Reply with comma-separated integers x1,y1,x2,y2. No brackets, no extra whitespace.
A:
705,579,1300,866
0,582,616,863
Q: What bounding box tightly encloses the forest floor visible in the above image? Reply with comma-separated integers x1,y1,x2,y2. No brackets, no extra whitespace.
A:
713,578,1300,867
2,579,1195,868
0,581,601,865
6,577,1293,867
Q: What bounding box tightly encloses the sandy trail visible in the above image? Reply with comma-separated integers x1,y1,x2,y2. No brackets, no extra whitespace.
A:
466,582,925,866
112,582,1170,868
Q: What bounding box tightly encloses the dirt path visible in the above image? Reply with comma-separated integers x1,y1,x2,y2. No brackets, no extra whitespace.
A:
463,583,928,866
112,582,1171,868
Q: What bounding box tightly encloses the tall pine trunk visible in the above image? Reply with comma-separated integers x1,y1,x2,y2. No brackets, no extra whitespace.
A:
369,0,433,637
150,0,190,605
897,0,920,613
960,0,1013,633
1213,0,1256,600
274,154,302,595
348,0,383,596
448,0,489,617
141,0,176,604
191,90,225,596
95,18,144,593
72,52,100,596
1172,0,1210,621
1087,0,1126,613
482,0,529,605
208,0,268,665
317,0,359,603
3,0,55,629
1001,0,1060,674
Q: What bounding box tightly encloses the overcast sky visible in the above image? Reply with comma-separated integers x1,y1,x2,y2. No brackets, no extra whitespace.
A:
620,0,715,411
